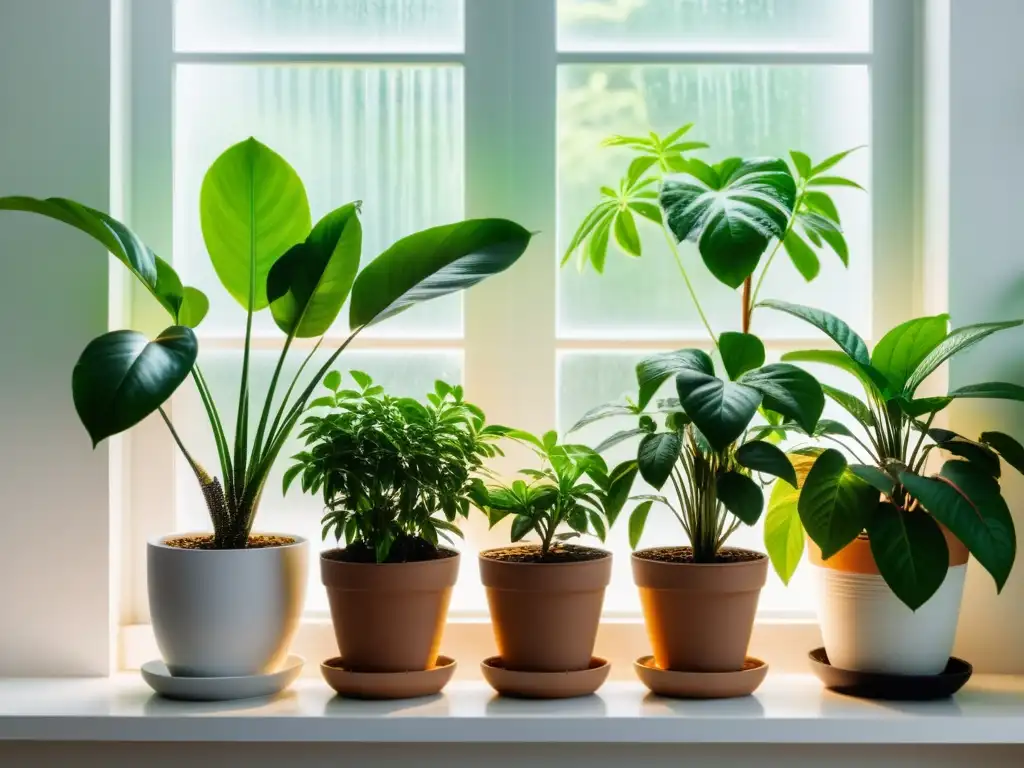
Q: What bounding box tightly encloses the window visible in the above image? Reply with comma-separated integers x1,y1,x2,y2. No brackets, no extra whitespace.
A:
125,1,915,637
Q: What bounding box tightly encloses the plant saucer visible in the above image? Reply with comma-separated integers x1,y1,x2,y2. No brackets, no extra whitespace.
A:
808,648,972,700
141,655,304,701
481,656,610,699
320,655,457,699
634,655,768,699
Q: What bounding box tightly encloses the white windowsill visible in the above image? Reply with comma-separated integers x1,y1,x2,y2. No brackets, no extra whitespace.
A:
1,675,1022,744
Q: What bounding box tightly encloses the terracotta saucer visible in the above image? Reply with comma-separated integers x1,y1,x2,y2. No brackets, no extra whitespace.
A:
481,656,610,699
321,655,456,700
808,648,972,700
634,656,768,699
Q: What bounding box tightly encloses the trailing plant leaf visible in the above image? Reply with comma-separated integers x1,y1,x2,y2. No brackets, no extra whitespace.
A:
867,501,950,611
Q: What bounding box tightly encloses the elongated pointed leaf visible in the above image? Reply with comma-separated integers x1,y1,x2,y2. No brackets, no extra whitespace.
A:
870,315,949,393
719,332,765,381
809,146,865,177
782,350,889,398
568,401,636,433
72,326,198,446
798,449,876,559
613,207,641,257
660,157,797,288
604,461,639,527
808,176,865,191
800,212,849,266
717,471,764,525
900,462,1016,591
739,363,824,434
758,300,870,364
200,138,312,311
268,202,362,338
636,348,713,409
904,321,1024,394
981,431,1024,476
821,384,875,427
736,441,798,487
629,500,653,549
764,471,806,585
849,464,894,495
783,229,820,281
947,381,1024,402
789,150,812,179
562,202,615,266
595,428,648,454
675,370,762,452
177,287,210,328
637,432,682,490
350,219,532,328
867,501,949,611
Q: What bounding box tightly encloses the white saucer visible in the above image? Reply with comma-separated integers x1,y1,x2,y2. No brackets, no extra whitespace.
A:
141,655,304,701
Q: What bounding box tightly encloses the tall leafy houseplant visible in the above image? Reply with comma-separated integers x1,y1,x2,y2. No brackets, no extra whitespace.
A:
0,138,533,549
563,125,862,687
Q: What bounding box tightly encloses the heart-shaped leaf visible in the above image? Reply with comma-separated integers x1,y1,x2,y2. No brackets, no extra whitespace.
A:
200,137,312,311
637,432,683,490
72,326,198,446
675,369,762,452
660,157,797,288
904,321,1024,395
798,449,876,559
350,219,532,328
735,441,797,487
268,202,362,338
716,471,765,525
719,332,765,381
867,501,950,611
739,363,824,435
635,348,713,409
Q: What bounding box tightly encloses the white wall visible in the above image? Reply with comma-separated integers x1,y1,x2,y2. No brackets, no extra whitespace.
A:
0,0,113,676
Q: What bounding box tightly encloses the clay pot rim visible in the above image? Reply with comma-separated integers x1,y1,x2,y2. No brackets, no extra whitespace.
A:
149,532,308,552
478,547,611,566
631,547,768,569
320,546,460,567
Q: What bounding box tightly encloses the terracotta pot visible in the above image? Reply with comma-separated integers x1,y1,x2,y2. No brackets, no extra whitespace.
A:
479,550,611,672
321,550,459,672
811,529,969,676
632,548,768,672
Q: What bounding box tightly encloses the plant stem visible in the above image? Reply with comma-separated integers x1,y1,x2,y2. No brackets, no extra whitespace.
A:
250,333,295,482
190,366,233,500
748,188,805,323
741,276,752,333
660,224,717,345
264,338,323,460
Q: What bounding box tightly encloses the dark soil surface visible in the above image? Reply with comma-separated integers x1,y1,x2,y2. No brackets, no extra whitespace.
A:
634,546,766,564
481,543,609,564
164,534,296,550
323,536,457,564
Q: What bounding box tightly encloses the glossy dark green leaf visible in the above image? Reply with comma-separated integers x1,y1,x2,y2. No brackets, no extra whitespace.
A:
849,464,894,495
783,229,820,281
510,514,534,542
821,384,875,427
71,326,198,446
349,218,532,328
738,363,824,435
782,350,889,398
758,300,870,364
604,461,639,526
896,396,952,418
660,157,797,288
947,381,1024,402
900,462,1016,591
798,449,876,559
675,369,761,453
904,321,1024,395
268,202,362,338
981,431,1024,476
637,432,683,490
867,501,950,611
635,348,713,410
200,137,312,310
717,471,765,525
936,438,1001,478
735,441,797,487
870,315,949,393
799,212,849,266
719,332,766,381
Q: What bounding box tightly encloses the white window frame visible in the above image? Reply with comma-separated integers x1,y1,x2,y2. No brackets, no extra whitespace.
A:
120,0,919,672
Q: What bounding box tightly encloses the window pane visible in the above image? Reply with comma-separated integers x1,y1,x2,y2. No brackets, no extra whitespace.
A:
175,0,464,53
175,65,465,339
557,64,871,340
558,0,870,53
173,348,463,613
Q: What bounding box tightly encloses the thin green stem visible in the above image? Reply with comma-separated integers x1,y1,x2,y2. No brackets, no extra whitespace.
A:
190,366,233,500
660,224,717,345
233,167,258,508
748,188,806,321
158,407,200,474
250,333,296,482
908,412,938,473
265,338,323,459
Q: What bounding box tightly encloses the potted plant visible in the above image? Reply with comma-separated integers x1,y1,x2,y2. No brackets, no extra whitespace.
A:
1,137,531,690
286,373,507,696
759,300,1022,678
564,126,861,696
469,432,635,697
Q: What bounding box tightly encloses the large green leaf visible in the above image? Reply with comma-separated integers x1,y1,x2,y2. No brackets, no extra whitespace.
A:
200,137,312,311
798,449,876,559
719,332,765,381
763,451,819,583
782,229,820,281
735,440,797,487
71,326,198,446
867,502,950,611
981,431,1024,476
637,432,683,490
267,202,362,338
758,300,870,364
350,219,532,328
717,471,765,525
782,350,888,399
739,363,824,434
947,381,1024,402
604,461,640,526
870,315,949,392
900,462,1016,591
660,157,797,288
904,321,1024,395
675,370,762,453
635,348,713,409
821,383,875,427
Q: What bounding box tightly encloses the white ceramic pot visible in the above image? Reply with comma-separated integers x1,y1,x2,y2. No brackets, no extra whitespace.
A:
148,533,308,677
811,534,967,676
